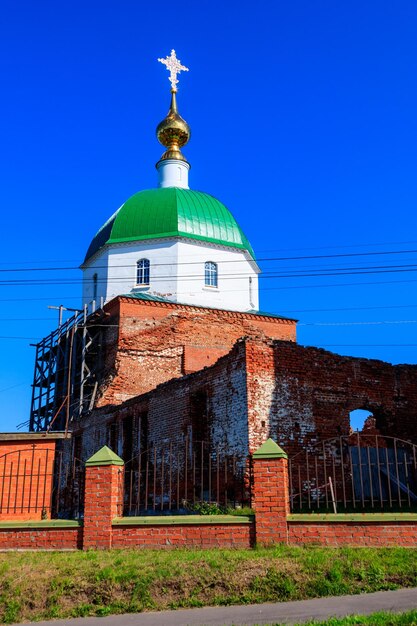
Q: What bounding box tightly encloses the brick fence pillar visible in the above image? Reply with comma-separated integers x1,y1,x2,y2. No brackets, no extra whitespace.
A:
252,438,289,545
83,446,124,550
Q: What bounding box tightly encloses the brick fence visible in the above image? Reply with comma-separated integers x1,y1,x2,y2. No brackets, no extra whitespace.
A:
0,440,417,550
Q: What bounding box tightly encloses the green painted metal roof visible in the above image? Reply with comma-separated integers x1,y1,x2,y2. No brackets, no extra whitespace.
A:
84,188,255,263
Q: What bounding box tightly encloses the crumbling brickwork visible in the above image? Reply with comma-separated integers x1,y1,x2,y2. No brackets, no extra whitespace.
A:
75,315,417,465
78,341,250,461
245,339,417,455
94,297,296,407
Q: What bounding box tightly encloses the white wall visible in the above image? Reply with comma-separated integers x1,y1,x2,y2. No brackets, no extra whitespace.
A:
175,240,259,311
82,248,109,306
82,237,259,312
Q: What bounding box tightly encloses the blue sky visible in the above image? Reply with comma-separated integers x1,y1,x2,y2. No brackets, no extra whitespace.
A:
0,1,417,431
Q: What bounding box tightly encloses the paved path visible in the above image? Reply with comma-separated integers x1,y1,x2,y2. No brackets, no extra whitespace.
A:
14,587,417,626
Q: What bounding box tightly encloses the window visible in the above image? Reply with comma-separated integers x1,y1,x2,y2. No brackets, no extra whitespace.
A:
204,261,218,287
93,273,98,300
136,259,150,285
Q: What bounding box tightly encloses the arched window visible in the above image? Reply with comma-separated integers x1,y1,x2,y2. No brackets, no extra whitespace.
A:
136,259,150,285
93,273,98,300
204,261,218,287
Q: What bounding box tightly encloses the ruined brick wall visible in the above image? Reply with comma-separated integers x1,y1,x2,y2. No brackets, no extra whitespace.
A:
78,340,250,461
95,297,296,407
245,340,417,456
78,335,417,463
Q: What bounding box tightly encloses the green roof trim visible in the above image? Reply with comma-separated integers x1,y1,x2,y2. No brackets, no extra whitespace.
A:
121,292,297,322
84,188,255,263
0,520,82,529
124,292,172,303
289,513,417,522
85,445,124,467
253,438,288,459
112,515,252,526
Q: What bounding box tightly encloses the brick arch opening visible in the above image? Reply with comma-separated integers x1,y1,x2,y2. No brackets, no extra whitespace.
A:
349,408,373,433
348,406,390,436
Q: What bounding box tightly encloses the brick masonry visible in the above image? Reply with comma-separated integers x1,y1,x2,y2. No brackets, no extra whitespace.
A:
112,523,254,549
83,462,124,550
1,444,417,550
244,339,417,456
75,333,417,464
288,521,417,546
87,296,296,407
0,527,82,550
4,517,417,550
78,340,251,461
252,454,290,545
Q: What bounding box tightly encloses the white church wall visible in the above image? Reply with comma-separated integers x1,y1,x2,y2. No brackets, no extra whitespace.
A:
106,240,178,302
175,240,259,311
82,249,109,306
82,240,178,306
82,238,259,312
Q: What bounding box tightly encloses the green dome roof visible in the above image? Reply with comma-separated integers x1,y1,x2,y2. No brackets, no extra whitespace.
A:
84,188,255,263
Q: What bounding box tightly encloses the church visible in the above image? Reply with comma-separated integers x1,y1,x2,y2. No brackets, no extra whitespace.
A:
30,52,417,478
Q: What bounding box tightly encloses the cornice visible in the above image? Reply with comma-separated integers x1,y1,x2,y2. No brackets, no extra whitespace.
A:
117,295,296,324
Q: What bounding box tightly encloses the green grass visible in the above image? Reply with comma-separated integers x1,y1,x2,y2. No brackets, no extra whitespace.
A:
0,546,417,623
290,610,417,625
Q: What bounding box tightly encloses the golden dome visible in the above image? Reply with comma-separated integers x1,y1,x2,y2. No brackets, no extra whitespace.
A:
156,90,191,162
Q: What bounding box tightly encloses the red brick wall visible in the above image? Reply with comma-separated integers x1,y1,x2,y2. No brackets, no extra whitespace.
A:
112,523,254,549
3,517,417,550
0,441,57,521
78,340,250,460
288,522,417,547
76,334,417,464
0,527,81,549
245,340,417,455
83,464,124,549
252,456,289,545
96,297,296,406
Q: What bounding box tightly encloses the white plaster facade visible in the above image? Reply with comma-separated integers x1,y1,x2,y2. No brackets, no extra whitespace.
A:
156,158,190,189
82,237,259,312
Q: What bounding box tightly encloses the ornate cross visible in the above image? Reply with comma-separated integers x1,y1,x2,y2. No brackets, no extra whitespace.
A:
158,49,189,92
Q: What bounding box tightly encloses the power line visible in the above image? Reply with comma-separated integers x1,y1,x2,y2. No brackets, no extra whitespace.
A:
257,278,417,291
3,270,417,303
3,311,417,323
3,263,417,286
0,382,29,394
3,316,417,338
2,239,417,263
299,320,417,327
280,303,417,313
0,336,41,340
0,318,56,321
2,247,417,274
1,276,417,303
303,344,417,348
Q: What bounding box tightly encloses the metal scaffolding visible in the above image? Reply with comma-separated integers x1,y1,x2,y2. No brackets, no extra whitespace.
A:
29,302,108,433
